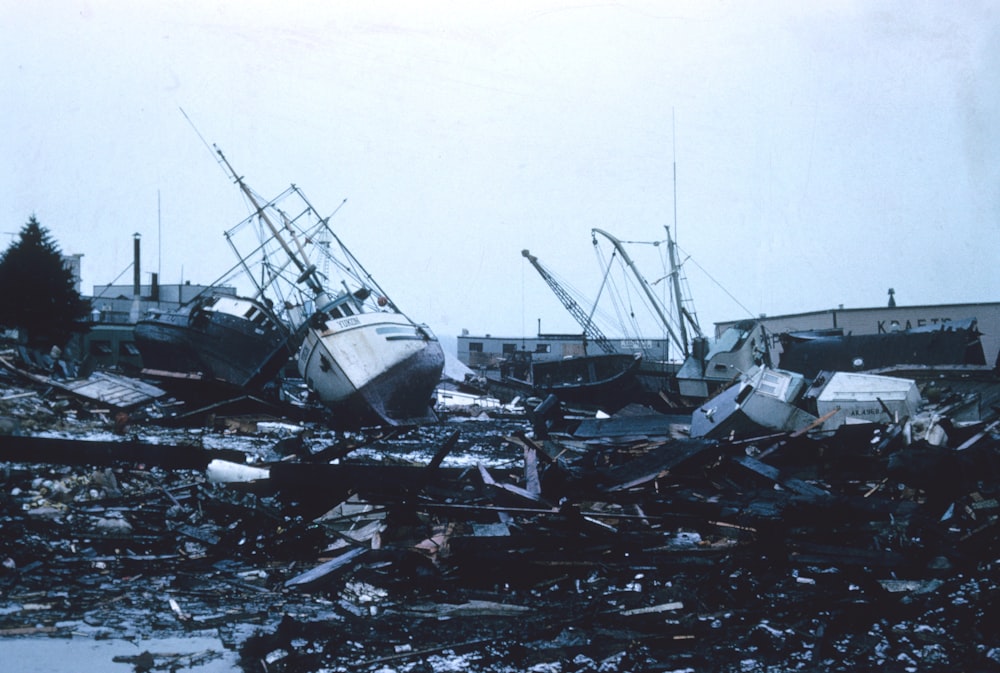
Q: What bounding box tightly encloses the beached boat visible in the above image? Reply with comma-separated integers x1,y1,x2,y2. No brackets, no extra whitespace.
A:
214,148,445,428
134,293,297,393
689,365,922,440
500,351,643,411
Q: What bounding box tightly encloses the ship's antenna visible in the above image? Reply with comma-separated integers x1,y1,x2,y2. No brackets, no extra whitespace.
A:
672,110,678,247
157,189,162,284
180,108,212,152
179,107,231,179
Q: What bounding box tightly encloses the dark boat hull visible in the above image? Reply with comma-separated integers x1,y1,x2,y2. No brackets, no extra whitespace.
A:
777,318,986,379
134,295,295,392
504,352,643,411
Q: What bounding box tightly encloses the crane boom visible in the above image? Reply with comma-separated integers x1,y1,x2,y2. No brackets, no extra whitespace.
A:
521,249,616,354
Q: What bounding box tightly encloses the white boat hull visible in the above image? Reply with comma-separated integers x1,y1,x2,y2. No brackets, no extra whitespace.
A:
296,312,445,427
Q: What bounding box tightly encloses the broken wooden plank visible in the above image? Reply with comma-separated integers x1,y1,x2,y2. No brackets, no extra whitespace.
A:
601,438,718,493
478,463,554,508
284,547,369,589
426,429,461,471
524,444,541,496
729,455,833,499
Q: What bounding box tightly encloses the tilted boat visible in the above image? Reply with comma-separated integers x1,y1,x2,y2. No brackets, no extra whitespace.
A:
134,292,297,394
501,350,643,412
215,148,445,428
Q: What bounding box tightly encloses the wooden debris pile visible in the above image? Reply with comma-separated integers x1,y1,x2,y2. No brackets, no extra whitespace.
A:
1,406,999,671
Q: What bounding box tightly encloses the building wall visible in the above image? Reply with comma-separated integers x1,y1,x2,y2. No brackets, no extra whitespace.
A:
88,283,236,323
456,333,669,369
715,302,1000,367
80,282,237,370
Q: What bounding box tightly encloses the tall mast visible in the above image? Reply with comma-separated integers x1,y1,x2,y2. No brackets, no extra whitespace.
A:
214,147,325,298
668,131,688,350
666,115,702,343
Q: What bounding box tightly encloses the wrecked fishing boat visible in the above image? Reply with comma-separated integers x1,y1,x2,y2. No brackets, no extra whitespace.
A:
673,318,770,400
512,229,769,408
501,350,643,412
215,147,445,428
690,364,922,440
134,293,297,394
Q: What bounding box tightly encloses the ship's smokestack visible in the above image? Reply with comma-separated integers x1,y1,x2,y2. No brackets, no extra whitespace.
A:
133,233,141,297
129,233,142,323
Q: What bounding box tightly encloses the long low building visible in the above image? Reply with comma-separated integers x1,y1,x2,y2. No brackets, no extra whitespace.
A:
715,301,1000,369
456,331,671,370
457,301,1000,373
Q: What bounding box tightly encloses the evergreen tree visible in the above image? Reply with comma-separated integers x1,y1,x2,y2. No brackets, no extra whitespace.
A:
0,215,91,348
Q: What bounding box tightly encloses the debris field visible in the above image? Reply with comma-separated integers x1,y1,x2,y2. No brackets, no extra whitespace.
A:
1,370,1000,672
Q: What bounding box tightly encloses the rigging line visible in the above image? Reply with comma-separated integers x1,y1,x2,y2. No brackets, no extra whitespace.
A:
588,244,617,327
593,245,632,337
92,263,134,298
178,107,225,178
597,240,669,345
675,242,756,319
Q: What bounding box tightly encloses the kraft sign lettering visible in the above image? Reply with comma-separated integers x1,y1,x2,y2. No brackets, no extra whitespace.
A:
877,317,951,333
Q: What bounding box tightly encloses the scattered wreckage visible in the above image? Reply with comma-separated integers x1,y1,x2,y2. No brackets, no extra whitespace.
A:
2,335,1000,672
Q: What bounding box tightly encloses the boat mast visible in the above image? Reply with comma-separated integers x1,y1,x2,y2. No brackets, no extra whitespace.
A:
665,223,702,343
591,227,687,358
215,147,326,300
666,117,702,345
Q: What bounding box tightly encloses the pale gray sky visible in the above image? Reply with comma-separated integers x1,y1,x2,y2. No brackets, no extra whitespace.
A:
3,2,998,349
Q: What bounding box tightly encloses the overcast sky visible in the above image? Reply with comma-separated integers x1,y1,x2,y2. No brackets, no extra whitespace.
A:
3,1,998,351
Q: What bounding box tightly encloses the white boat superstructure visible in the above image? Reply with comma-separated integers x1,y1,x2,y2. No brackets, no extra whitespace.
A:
214,147,445,427
298,308,443,426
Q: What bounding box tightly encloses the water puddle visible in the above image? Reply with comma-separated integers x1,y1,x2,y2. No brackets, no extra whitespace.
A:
3,634,240,672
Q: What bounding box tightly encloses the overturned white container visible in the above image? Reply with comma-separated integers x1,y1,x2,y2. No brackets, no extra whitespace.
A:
814,372,921,431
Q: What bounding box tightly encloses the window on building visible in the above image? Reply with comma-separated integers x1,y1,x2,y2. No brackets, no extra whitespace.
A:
90,340,113,355
502,343,517,355
535,343,550,354
119,342,141,356
468,342,483,352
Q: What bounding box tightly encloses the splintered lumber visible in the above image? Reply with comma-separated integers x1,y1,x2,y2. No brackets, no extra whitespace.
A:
789,542,906,568
523,444,542,495
402,599,531,618
284,547,369,589
956,419,1000,451
268,463,475,500
0,435,244,468
729,455,832,499
620,601,684,616
600,438,718,492
478,464,554,507
426,429,461,470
